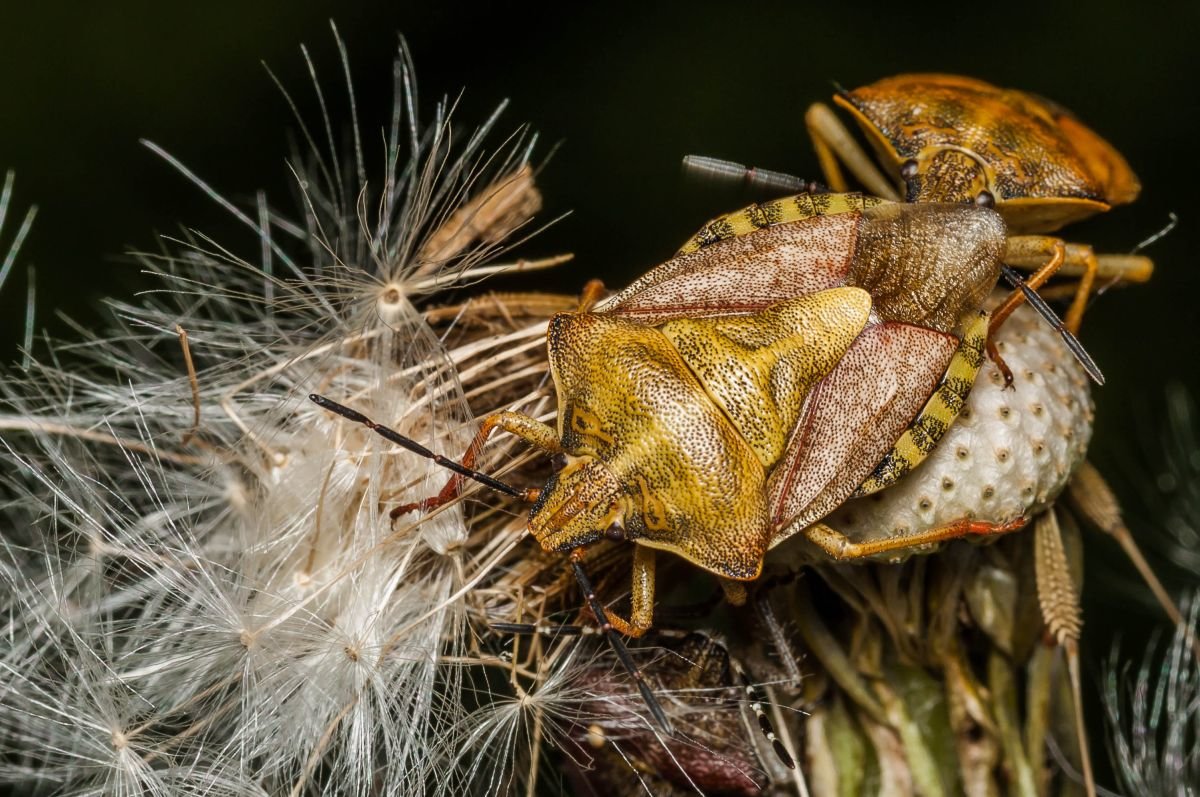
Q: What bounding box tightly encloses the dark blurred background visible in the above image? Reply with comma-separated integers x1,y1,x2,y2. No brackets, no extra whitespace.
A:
1,0,1197,769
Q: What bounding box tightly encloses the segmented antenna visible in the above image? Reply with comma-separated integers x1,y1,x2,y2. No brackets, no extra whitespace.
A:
490,622,590,636
569,557,674,735
1131,211,1178,255
682,155,825,194
308,393,675,736
308,394,523,498
494,620,795,767
999,266,1104,385
730,659,795,769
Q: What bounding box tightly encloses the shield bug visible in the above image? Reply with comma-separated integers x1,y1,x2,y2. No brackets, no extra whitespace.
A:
803,73,1153,332
797,76,1186,639
310,189,1055,732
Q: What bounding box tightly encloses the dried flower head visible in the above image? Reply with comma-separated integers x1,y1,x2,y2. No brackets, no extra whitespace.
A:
0,26,577,796
4,25,1189,797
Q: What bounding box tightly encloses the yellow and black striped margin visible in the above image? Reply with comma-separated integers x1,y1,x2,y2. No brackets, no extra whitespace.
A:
852,310,989,497
677,192,886,255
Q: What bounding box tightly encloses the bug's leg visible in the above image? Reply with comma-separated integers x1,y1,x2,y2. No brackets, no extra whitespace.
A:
390,410,558,518
989,237,1069,386
1051,252,1154,284
576,278,607,312
1092,253,1154,283
568,547,673,734
994,237,1066,332
998,265,1104,386
1031,509,1096,797
718,578,748,607
1027,253,1154,307
597,545,656,638
1006,239,1102,334
1058,245,1096,335
804,102,901,200
801,516,1027,561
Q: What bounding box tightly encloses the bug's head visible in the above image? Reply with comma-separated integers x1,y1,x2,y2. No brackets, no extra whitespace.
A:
527,452,629,552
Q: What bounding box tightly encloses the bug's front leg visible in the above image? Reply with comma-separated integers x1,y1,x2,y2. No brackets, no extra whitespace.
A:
390,410,558,518
992,237,1067,334
1005,236,1101,335
804,102,901,201
984,236,1069,386
597,545,656,638
1007,240,1154,334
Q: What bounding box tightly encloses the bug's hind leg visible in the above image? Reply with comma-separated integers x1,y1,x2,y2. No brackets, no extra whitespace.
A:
801,516,1027,561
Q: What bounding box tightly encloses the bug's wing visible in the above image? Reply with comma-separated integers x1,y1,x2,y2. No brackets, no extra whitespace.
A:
596,212,863,325
766,321,957,548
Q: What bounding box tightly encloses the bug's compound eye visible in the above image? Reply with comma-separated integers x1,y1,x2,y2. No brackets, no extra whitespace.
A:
604,520,625,541
975,189,996,208
900,159,920,181
551,453,568,472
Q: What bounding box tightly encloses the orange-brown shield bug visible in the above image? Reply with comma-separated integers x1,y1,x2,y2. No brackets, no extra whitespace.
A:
807,73,1140,229
802,73,1154,332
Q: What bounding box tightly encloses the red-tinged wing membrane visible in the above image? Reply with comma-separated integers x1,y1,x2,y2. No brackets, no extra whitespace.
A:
596,212,862,324
767,321,957,546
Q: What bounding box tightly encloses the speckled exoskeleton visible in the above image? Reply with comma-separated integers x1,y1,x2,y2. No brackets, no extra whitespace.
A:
804,73,1153,333
365,192,1071,639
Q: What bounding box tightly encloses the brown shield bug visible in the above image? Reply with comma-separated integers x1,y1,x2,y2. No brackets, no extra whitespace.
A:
802,73,1154,333
309,190,1059,731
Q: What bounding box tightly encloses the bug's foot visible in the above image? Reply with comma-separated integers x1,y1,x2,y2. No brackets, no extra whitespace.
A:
389,496,446,521
986,340,1015,390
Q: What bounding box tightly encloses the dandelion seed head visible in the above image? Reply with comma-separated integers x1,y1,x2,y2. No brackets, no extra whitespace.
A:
2,27,559,796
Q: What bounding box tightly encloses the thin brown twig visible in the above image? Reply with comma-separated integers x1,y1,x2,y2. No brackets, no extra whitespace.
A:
175,324,202,446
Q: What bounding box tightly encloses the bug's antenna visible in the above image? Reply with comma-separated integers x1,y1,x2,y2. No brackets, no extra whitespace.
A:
682,155,824,194
490,621,591,636
569,554,675,736
308,394,525,499
1131,211,1178,255
999,266,1104,385
312,393,673,734
729,658,795,769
